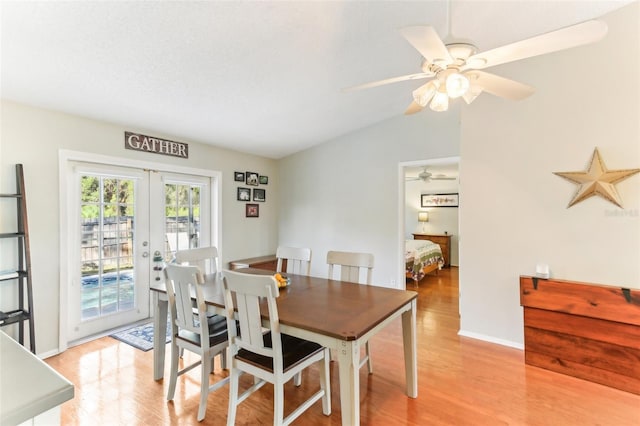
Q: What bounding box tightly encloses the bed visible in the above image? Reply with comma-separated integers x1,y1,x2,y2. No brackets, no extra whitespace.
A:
405,239,444,286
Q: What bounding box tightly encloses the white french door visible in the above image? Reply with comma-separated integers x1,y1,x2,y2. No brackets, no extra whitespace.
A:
65,161,213,342
149,170,211,269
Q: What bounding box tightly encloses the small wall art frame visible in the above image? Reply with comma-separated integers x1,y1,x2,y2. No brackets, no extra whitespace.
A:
246,203,259,217
234,171,245,182
259,175,268,185
253,188,265,202
246,171,259,186
237,187,251,201
421,193,459,208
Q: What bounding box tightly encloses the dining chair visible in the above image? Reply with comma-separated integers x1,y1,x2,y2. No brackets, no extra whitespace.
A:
175,246,226,364
222,269,331,426
164,264,231,422
275,246,312,276
176,246,220,276
326,250,375,374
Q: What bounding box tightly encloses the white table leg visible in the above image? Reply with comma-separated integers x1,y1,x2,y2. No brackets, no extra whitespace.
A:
336,339,360,425
153,292,168,381
402,299,418,398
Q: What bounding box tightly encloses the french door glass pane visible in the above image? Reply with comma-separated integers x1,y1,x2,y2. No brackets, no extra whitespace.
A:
164,183,201,261
80,175,136,321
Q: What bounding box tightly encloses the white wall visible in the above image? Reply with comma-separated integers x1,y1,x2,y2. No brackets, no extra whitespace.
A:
0,101,279,355
459,3,640,347
405,177,459,266
278,109,460,286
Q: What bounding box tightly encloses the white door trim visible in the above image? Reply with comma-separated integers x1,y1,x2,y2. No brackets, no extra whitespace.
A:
58,149,222,352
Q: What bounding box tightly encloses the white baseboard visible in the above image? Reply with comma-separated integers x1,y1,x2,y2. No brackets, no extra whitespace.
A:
458,329,524,350
38,348,61,360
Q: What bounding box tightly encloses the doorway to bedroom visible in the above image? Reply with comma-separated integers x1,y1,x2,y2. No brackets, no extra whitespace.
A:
400,156,460,290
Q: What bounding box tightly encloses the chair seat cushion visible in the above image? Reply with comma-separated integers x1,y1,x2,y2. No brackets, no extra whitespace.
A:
177,315,233,347
236,332,323,373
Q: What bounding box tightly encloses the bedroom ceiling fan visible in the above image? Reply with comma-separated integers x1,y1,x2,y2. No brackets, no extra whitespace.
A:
406,168,456,182
344,4,608,114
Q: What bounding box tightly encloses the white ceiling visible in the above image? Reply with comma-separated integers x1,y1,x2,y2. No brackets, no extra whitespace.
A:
1,1,632,159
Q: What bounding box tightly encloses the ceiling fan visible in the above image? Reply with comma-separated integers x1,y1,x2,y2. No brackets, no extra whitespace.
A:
344,8,608,114
406,168,456,182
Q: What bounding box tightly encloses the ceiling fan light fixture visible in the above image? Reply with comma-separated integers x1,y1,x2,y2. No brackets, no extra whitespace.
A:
429,87,449,112
445,72,470,98
466,57,487,68
462,86,482,104
412,81,438,107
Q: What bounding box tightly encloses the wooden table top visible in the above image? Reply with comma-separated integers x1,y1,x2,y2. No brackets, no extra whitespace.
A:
152,268,417,341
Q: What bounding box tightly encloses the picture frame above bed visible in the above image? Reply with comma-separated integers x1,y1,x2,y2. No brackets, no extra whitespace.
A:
421,193,459,208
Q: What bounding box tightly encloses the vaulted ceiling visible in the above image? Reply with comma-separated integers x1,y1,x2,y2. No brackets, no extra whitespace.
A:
1,1,632,159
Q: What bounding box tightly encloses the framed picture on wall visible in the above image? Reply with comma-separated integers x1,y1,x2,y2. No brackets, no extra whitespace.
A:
246,171,259,186
237,187,251,201
246,203,259,217
259,175,268,185
234,171,245,182
421,193,459,207
253,188,265,202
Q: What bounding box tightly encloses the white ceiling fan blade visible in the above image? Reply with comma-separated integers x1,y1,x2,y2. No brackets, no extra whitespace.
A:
466,70,535,101
399,26,452,64
411,80,437,107
431,176,456,180
404,100,424,115
466,20,607,70
342,72,433,92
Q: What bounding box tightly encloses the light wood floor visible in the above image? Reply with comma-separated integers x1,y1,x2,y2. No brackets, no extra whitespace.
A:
46,267,640,425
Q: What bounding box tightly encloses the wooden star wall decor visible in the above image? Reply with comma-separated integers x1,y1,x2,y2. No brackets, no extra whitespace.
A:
554,148,640,208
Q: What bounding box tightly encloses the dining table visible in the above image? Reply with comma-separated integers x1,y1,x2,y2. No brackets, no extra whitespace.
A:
150,267,418,425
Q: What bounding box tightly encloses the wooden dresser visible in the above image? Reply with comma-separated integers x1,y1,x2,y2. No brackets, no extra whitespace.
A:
228,254,281,271
412,233,451,267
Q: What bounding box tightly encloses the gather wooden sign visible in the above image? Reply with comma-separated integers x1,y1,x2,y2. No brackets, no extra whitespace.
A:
124,131,188,159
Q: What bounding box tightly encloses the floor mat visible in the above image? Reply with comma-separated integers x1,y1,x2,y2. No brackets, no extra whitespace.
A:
109,319,171,351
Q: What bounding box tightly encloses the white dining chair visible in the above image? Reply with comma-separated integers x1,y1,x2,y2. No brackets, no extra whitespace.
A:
275,246,312,276
326,250,375,374
176,246,220,276
222,269,331,426
175,246,226,363
164,264,231,422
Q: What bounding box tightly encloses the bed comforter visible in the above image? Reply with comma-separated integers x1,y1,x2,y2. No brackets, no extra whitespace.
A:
405,239,444,282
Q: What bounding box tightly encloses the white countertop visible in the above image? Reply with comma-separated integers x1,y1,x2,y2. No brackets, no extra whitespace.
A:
0,331,74,425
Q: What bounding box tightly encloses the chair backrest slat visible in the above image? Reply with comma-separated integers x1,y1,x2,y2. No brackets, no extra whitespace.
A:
326,250,374,285
276,246,312,276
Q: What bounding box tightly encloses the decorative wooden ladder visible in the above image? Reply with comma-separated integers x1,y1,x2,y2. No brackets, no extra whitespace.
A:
0,164,36,353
